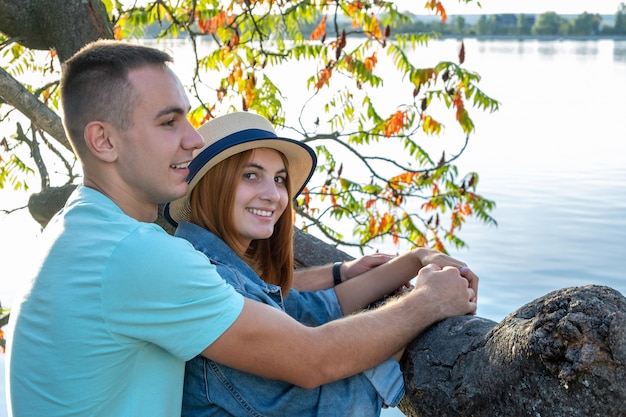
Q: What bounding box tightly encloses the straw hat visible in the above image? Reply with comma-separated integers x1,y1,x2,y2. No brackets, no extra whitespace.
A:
164,112,316,227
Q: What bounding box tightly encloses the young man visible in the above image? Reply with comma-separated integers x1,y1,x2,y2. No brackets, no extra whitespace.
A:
6,40,478,417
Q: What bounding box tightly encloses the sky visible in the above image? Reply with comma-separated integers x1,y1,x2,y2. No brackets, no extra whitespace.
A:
396,0,625,15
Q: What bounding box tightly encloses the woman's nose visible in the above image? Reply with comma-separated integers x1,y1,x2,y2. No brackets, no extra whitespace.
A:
259,181,281,202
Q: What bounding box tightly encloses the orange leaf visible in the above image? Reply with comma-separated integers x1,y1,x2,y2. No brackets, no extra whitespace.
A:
434,235,444,251
364,52,377,72
330,193,337,207
435,2,448,22
384,110,407,137
379,216,387,231
346,1,364,15
315,67,333,90
310,15,328,41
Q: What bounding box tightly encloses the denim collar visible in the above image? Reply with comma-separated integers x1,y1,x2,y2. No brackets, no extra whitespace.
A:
174,221,272,290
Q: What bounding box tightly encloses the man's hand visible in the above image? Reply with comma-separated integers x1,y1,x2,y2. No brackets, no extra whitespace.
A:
412,264,478,319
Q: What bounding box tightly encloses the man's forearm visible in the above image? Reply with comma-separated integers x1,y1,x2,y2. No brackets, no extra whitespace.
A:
203,265,476,389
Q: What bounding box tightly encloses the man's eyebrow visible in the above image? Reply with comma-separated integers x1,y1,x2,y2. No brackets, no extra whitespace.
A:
154,105,189,119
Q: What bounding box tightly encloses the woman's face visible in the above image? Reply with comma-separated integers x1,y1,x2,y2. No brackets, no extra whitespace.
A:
232,148,289,250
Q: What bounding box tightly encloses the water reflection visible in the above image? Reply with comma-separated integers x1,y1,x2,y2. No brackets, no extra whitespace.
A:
613,40,626,62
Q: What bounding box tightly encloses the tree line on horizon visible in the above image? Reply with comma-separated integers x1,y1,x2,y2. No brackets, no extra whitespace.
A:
396,4,626,37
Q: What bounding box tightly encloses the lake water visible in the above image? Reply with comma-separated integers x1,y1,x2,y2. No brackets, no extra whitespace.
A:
2,38,626,416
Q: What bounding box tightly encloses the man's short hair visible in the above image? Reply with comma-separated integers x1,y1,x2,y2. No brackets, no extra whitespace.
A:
60,40,173,157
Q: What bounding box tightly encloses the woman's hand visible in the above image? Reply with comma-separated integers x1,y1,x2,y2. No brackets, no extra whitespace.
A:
340,253,396,282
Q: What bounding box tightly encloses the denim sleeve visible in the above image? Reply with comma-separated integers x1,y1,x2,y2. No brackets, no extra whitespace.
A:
363,357,405,408
283,288,404,407
283,288,343,326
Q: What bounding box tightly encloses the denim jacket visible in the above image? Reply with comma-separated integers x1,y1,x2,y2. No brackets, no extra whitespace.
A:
175,222,404,417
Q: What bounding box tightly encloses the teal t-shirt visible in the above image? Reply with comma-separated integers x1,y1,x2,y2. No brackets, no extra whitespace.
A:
6,186,244,416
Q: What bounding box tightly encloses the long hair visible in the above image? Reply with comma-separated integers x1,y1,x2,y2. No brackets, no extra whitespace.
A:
189,149,295,294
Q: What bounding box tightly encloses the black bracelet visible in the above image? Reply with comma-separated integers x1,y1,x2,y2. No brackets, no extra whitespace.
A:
332,261,343,286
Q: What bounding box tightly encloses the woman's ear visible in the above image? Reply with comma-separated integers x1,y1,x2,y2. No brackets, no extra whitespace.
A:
84,121,118,162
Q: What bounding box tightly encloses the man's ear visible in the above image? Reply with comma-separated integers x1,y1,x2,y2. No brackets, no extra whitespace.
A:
84,121,118,162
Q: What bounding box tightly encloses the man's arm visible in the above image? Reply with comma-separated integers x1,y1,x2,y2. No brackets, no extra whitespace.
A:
201,263,476,389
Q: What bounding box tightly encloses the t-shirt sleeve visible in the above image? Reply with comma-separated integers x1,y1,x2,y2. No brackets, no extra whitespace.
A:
102,224,244,361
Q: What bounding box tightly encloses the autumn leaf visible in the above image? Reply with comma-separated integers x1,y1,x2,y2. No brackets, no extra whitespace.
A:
390,171,416,186
330,192,338,208
424,0,448,22
315,67,333,90
364,52,377,72
392,224,399,245
310,15,328,41
384,110,407,137
434,235,444,251
379,213,389,231
346,1,365,15
421,114,442,135
302,187,311,207
369,214,377,235
436,3,448,23
421,201,434,211
366,13,383,39
452,83,466,121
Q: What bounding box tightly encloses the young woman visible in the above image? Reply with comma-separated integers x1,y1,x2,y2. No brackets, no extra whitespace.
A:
164,112,476,417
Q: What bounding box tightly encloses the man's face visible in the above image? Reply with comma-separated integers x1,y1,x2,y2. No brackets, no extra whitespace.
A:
113,66,203,210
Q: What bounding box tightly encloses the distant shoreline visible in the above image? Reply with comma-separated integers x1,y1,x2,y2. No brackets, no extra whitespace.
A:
437,35,626,41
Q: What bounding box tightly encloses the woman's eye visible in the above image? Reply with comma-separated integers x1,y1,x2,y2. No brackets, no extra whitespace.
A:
275,176,286,184
244,172,258,180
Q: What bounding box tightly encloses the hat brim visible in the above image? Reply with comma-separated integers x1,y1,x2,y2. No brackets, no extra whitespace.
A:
164,128,316,228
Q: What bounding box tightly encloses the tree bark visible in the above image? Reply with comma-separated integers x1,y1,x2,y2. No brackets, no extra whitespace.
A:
0,0,112,61
399,285,626,417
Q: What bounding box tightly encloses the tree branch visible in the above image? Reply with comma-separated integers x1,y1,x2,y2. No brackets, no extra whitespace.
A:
0,66,71,152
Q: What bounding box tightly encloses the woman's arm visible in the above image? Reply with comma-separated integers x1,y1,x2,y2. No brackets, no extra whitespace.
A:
291,254,394,291
333,248,474,315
